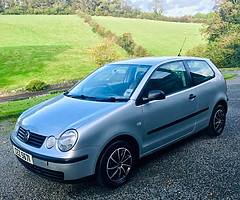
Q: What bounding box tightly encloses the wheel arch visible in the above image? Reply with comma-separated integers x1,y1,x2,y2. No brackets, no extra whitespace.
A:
94,134,140,174
216,99,228,112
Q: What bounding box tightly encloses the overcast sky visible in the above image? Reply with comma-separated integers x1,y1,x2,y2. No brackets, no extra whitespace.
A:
130,0,216,17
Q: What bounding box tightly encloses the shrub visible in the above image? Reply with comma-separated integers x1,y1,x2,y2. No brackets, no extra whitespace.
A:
94,26,106,37
83,15,92,23
216,33,240,68
117,33,136,55
186,33,240,68
133,45,149,57
104,30,118,42
89,40,120,66
186,45,208,58
26,80,48,92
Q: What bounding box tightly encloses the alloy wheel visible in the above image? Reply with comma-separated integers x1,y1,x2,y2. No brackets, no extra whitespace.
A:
213,108,226,134
106,147,132,182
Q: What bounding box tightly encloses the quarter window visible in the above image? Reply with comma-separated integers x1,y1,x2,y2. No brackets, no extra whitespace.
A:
144,61,190,96
187,60,214,85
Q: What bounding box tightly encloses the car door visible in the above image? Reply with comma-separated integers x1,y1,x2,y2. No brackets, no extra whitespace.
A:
184,60,216,132
138,61,198,154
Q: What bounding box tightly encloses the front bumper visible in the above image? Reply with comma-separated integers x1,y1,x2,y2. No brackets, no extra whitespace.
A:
10,136,99,181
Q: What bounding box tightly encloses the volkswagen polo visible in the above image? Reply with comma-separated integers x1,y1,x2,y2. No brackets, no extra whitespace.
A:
11,57,228,187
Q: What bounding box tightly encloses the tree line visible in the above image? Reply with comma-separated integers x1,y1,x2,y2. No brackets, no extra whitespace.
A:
0,0,211,23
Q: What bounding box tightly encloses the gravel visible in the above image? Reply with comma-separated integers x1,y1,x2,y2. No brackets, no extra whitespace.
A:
0,80,240,200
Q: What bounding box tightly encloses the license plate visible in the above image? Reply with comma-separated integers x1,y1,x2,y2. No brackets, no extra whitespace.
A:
13,146,33,165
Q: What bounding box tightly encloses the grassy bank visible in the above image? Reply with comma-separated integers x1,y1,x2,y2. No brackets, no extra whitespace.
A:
0,93,59,121
223,73,238,80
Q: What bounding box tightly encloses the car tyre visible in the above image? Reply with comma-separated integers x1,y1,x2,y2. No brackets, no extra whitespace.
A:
96,140,136,188
208,104,226,136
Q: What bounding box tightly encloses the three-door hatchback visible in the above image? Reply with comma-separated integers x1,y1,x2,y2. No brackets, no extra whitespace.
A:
11,57,228,187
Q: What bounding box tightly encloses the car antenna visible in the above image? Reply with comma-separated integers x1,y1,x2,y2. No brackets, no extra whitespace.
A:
178,36,187,56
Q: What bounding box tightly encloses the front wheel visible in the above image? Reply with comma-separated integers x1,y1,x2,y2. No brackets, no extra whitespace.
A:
208,104,227,136
96,140,136,188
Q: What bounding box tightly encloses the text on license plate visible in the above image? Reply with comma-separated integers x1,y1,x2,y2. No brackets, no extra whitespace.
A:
13,146,33,164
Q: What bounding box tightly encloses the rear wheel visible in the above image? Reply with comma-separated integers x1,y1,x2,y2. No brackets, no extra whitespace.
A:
208,104,226,136
96,140,136,188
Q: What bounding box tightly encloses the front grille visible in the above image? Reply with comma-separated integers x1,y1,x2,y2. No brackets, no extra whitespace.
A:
18,158,64,181
17,127,46,148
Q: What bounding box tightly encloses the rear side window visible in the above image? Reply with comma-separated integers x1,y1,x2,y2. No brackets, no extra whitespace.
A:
144,61,190,95
186,60,214,85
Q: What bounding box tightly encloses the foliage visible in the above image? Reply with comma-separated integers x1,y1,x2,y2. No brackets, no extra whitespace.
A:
188,0,240,68
117,33,148,57
89,40,120,66
117,33,136,55
133,45,149,57
187,33,240,68
26,80,48,91
213,33,240,68
204,0,240,42
186,45,208,58
0,0,211,23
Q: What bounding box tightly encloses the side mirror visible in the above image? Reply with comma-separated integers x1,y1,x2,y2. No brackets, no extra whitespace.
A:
142,90,166,103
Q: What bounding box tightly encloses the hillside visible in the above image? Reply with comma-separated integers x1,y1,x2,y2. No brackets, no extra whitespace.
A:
94,16,205,56
0,15,125,92
0,15,204,92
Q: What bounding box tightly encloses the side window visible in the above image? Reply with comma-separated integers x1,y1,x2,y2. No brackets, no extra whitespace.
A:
187,60,214,85
144,61,190,96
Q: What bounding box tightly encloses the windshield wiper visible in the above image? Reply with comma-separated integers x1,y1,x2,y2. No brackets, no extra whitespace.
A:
64,93,97,100
102,97,128,102
64,93,128,102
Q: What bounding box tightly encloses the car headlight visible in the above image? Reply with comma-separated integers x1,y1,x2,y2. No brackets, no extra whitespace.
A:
58,129,78,152
46,136,56,149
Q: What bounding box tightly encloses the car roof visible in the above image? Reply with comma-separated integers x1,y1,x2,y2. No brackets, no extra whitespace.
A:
110,56,208,66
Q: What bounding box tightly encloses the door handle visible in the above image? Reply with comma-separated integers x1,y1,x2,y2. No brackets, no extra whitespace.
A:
189,94,196,100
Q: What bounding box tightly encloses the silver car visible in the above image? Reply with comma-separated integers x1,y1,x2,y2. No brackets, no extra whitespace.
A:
11,57,228,187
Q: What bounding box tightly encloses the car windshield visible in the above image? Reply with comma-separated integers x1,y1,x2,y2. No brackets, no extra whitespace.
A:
66,64,151,102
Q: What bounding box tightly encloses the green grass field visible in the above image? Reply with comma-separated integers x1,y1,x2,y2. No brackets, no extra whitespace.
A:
0,15,127,92
0,15,102,92
0,15,204,92
94,16,205,56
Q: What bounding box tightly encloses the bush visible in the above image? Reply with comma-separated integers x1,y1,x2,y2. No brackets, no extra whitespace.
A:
133,45,149,57
104,30,118,42
26,80,48,92
216,33,240,68
186,45,208,58
89,40,120,66
117,33,136,55
187,33,240,68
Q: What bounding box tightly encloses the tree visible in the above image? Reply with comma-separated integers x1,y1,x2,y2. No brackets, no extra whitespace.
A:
152,0,162,15
204,0,240,42
189,0,240,68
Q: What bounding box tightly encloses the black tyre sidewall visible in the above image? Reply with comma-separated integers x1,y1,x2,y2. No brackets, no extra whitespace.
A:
209,104,226,136
97,140,136,188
